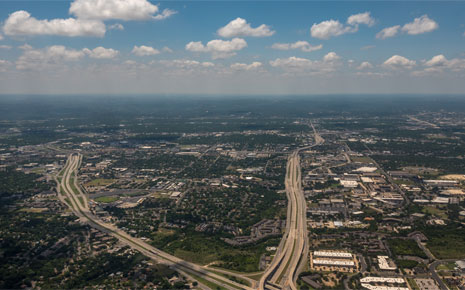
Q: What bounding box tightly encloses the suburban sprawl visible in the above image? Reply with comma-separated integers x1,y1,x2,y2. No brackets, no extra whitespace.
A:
1,96,465,290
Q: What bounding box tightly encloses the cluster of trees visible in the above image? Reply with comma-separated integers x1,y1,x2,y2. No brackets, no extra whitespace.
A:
388,238,428,259
420,223,465,259
0,168,51,203
179,133,296,149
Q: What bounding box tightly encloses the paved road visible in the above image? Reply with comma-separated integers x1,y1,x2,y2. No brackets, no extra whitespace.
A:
259,122,324,290
57,121,325,290
368,156,411,207
428,259,456,290
58,153,252,290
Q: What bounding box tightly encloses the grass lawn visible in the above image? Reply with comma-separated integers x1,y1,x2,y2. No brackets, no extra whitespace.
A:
187,272,226,290
30,168,45,174
407,278,420,290
85,178,116,187
437,262,456,271
422,206,448,219
78,196,85,207
393,179,415,186
205,269,251,286
351,156,373,163
94,196,120,203
19,207,48,213
247,273,263,281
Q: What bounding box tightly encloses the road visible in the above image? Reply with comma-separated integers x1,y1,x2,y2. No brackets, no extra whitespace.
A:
407,116,439,129
259,122,324,290
428,259,456,290
57,153,253,290
366,153,411,207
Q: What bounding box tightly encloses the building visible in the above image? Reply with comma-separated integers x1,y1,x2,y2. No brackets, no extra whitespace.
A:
360,277,408,290
310,250,358,272
377,256,397,271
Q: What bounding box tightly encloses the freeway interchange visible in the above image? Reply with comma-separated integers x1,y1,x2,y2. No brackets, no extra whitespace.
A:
55,124,324,290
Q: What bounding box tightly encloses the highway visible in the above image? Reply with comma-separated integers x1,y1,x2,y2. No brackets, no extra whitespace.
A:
56,153,253,290
56,122,324,290
259,122,324,290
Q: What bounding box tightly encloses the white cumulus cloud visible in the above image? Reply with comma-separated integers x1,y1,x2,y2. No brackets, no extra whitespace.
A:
83,46,119,59
271,41,322,52
311,20,354,39
3,10,105,37
132,45,160,56
230,62,262,71
69,0,172,21
376,25,400,39
269,52,341,73
383,55,416,69
160,59,215,71
185,38,247,59
422,54,465,72
424,54,448,67
15,45,121,70
153,9,177,20
311,12,375,39
402,15,438,35
217,18,274,38
270,56,313,69
162,46,173,53
357,61,373,70
323,52,340,62
377,15,438,39
347,12,375,26
108,23,124,30
16,45,86,70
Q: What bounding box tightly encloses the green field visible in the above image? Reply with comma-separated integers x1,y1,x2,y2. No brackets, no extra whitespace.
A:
388,239,428,258
187,272,226,290
422,206,447,219
350,156,373,163
85,179,116,187
151,229,280,273
94,196,120,203
78,196,85,207
437,262,456,271
421,224,465,259
393,179,415,186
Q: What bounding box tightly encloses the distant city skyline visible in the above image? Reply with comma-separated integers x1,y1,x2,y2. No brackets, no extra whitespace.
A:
0,0,464,95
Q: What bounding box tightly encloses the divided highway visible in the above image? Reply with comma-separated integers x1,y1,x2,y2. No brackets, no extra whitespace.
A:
259,122,324,290
56,121,323,290
56,153,252,290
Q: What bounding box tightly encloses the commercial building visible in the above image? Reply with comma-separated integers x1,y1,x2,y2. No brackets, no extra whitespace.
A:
310,250,358,272
377,256,397,271
360,277,408,290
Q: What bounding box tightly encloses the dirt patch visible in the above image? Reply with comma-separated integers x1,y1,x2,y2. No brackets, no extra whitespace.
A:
440,174,465,181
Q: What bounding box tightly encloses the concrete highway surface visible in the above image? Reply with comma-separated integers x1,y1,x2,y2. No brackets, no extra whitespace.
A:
56,122,324,290
259,122,324,290
57,153,253,290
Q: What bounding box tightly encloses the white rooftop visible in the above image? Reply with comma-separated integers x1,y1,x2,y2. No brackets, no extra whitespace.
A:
313,251,353,258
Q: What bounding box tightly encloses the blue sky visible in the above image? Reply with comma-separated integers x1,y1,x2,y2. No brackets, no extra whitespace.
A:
0,0,464,95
